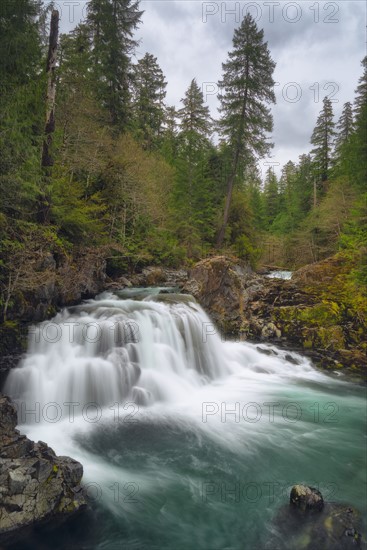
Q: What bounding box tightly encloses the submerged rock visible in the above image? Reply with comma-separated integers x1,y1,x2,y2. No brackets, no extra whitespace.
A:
0,394,86,543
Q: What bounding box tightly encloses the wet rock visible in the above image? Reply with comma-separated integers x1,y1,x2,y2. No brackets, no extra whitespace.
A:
268,486,366,549
284,353,301,365
290,484,324,512
0,394,86,542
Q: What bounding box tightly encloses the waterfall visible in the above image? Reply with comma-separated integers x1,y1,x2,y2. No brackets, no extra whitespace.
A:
3,287,366,550
5,290,230,416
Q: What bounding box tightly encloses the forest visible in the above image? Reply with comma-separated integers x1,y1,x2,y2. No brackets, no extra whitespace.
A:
0,0,366,321
0,2,367,548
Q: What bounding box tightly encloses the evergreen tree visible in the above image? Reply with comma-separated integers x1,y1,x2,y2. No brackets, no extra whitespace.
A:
263,167,279,227
160,105,178,163
0,0,44,217
132,53,167,149
354,56,367,120
350,56,367,188
174,79,213,255
334,102,354,154
216,13,276,246
245,167,266,231
310,96,336,184
86,0,142,128
294,154,314,216
178,79,212,139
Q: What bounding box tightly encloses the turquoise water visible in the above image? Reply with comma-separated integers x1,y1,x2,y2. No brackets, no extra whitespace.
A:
5,289,366,549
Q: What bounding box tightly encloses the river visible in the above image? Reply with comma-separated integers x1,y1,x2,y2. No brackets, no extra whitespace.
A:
4,287,366,549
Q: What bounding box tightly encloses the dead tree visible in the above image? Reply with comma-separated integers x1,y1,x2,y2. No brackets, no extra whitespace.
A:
38,9,59,223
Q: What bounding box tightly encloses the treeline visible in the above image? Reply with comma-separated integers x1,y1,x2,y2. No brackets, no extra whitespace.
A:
257,79,366,273
0,0,366,321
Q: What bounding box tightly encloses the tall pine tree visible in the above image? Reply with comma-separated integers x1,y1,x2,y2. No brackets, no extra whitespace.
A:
216,13,275,246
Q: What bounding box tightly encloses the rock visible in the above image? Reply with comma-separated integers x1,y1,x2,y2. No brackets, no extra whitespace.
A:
119,276,132,287
184,254,366,377
142,267,166,285
183,256,262,336
290,484,324,512
268,485,366,549
0,394,86,543
261,322,281,339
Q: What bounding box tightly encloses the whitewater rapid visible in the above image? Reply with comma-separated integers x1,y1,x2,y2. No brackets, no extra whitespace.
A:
4,287,366,549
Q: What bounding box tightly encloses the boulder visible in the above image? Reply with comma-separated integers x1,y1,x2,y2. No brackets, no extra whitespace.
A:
183,256,262,336
268,485,366,549
0,394,86,542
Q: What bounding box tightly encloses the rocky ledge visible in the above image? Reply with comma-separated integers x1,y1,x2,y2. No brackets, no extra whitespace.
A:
184,255,367,377
0,394,86,543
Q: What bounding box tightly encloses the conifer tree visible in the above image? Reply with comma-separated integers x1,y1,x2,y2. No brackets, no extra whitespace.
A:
160,106,178,163
216,13,276,246
0,0,44,217
310,96,336,184
354,56,367,120
174,79,213,254
335,102,354,153
263,167,279,227
132,53,167,149
86,0,142,128
351,56,367,187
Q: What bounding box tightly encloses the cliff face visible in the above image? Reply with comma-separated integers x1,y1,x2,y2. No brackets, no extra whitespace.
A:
0,395,86,542
0,247,107,363
184,255,367,377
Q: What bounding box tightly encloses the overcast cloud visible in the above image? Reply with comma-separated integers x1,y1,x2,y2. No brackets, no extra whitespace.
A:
58,0,366,177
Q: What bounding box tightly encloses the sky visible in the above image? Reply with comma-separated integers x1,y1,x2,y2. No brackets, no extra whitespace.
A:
58,0,366,178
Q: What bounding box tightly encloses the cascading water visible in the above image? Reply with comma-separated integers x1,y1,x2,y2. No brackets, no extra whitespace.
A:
6,289,227,414
4,288,366,550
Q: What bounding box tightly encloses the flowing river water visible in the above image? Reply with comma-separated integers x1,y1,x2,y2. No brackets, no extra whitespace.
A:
4,287,367,549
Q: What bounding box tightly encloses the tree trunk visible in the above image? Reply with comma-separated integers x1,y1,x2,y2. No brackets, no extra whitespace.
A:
215,148,240,247
216,63,249,248
38,9,59,223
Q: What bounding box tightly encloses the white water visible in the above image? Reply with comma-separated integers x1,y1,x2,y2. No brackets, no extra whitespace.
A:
265,270,293,280
5,289,324,424
4,288,366,549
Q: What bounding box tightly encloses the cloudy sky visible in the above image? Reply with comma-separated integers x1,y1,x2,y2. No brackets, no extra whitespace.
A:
59,0,365,177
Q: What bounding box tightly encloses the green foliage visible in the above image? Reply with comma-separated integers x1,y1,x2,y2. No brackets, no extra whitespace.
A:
0,0,365,327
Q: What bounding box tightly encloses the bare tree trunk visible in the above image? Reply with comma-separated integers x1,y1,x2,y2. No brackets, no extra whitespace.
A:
38,10,59,224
